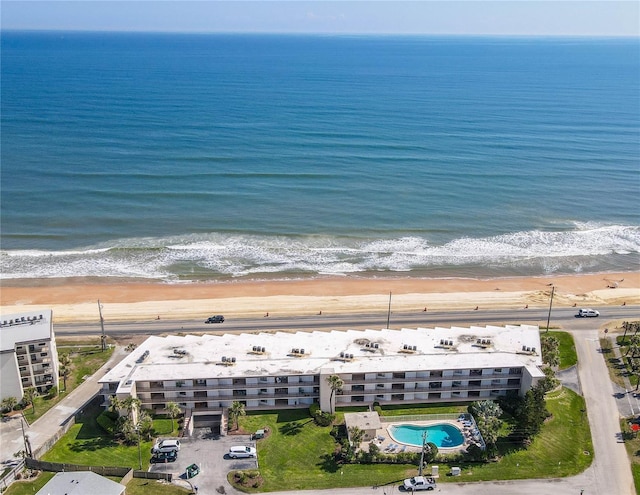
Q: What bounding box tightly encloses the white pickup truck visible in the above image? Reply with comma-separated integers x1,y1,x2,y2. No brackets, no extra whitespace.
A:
403,476,437,491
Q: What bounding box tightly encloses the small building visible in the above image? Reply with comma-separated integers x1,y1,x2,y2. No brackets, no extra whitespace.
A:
35,471,126,495
0,310,59,402
344,411,382,442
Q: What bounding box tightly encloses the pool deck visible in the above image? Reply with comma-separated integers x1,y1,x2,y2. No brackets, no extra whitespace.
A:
363,417,484,454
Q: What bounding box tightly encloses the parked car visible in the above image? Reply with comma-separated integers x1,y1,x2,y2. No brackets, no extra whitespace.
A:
576,308,600,318
150,451,177,463
228,445,257,458
403,476,436,491
151,439,181,453
205,315,225,323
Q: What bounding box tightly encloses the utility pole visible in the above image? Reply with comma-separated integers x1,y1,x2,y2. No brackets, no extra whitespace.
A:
545,286,555,333
20,417,32,458
386,292,392,329
418,431,427,476
98,300,106,351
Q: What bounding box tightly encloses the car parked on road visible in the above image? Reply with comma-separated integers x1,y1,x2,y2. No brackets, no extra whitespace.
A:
205,315,225,323
228,445,256,458
576,308,600,318
403,476,436,491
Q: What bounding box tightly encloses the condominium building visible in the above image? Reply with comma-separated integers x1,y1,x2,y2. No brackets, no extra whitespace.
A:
99,325,543,431
0,310,59,401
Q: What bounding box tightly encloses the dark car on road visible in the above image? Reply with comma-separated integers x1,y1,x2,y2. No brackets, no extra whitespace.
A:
150,451,178,463
205,315,225,323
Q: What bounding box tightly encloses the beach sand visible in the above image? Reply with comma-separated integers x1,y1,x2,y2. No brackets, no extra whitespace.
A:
1,272,638,323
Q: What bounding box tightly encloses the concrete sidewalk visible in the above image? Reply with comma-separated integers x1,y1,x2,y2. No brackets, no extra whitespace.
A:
0,346,127,465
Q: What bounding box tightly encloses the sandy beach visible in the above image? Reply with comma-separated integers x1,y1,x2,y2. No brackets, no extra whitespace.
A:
1,272,638,323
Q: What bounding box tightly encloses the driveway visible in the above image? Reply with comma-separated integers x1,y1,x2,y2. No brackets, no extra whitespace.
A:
149,428,256,495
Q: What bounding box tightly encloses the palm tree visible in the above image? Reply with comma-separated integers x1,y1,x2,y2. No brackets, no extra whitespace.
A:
122,396,142,421
59,354,72,391
108,395,123,415
348,426,365,449
2,396,18,414
540,335,560,368
166,401,182,433
228,401,246,431
326,374,344,413
22,387,39,416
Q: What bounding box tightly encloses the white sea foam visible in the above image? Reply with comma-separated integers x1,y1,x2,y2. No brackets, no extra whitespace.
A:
1,224,638,280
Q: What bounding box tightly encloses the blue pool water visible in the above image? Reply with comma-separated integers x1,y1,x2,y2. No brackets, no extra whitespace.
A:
389,423,464,448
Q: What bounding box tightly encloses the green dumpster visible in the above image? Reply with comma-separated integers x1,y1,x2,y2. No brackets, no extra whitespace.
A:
186,464,200,478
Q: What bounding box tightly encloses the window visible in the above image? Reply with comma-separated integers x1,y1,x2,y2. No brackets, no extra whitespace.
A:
393,372,405,379
195,379,206,386
176,381,185,387
493,368,503,373
352,384,365,392
509,368,522,375
469,380,481,387
429,382,442,389
470,369,482,376
452,381,462,388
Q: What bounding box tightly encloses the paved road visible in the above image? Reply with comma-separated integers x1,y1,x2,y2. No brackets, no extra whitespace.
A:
54,306,639,337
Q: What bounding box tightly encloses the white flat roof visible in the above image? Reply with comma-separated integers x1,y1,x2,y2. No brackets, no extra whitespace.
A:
101,325,542,385
0,310,53,351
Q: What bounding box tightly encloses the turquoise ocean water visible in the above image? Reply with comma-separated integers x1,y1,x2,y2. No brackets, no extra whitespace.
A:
1,33,639,281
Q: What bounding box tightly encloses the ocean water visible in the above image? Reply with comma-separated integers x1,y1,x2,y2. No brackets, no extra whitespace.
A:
1,32,639,281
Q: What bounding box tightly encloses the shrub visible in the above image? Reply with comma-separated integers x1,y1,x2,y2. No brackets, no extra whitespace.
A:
96,410,117,435
310,404,335,426
46,386,58,399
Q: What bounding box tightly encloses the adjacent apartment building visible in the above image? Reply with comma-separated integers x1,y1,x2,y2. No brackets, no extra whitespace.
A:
0,310,59,401
100,325,543,430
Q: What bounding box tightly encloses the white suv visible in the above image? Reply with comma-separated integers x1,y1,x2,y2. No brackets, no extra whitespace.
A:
577,308,600,318
229,445,257,458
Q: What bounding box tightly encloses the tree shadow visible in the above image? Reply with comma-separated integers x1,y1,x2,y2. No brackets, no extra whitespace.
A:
316,453,341,473
69,436,117,452
279,422,303,436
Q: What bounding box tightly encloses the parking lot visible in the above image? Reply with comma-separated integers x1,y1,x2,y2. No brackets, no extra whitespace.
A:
149,428,257,494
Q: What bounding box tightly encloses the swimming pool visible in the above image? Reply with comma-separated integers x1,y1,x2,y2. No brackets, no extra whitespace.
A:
388,423,464,448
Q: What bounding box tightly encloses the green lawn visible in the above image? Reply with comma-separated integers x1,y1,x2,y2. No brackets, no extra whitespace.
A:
2,472,55,495
544,331,578,369
41,402,168,471
619,418,640,495
239,409,415,491
126,478,190,495
235,388,591,491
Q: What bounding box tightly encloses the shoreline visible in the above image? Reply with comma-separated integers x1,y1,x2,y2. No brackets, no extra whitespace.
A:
1,271,638,323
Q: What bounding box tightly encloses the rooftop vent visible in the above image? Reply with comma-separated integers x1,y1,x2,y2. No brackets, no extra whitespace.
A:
136,350,150,363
